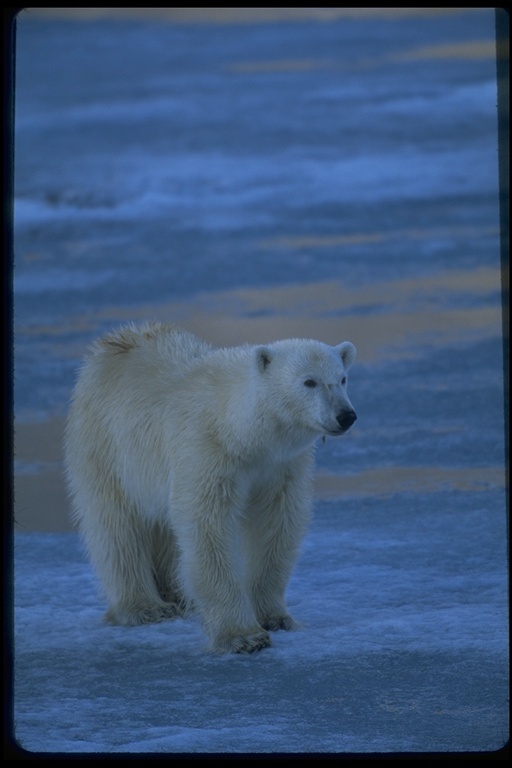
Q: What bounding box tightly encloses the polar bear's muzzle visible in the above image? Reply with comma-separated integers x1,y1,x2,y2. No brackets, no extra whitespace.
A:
335,409,357,434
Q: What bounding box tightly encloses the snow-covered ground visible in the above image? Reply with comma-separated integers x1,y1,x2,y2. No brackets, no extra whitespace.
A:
13,488,509,753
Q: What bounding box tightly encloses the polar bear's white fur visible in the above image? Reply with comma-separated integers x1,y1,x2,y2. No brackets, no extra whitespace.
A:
64,322,356,653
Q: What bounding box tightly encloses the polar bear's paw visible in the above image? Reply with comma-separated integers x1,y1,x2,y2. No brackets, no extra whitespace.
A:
260,613,301,632
212,627,272,654
105,602,181,626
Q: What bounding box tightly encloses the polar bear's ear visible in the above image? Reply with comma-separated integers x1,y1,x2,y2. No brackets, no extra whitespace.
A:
336,341,356,370
255,345,273,372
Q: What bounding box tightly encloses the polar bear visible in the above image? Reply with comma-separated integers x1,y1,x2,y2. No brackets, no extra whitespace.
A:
64,322,356,654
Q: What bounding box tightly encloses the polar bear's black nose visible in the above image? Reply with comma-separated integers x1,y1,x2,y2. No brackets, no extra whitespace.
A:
337,410,357,431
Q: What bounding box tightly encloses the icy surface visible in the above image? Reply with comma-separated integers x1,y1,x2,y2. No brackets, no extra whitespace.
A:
13,490,509,753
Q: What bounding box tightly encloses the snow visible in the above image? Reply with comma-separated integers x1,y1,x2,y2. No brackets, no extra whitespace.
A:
13,489,508,754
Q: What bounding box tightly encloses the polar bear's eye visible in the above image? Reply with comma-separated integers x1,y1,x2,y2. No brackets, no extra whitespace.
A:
304,379,317,388
341,377,347,385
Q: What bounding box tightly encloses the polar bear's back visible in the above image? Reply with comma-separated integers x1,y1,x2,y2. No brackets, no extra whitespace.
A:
67,321,214,457
66,323,214,519
90,321,213,369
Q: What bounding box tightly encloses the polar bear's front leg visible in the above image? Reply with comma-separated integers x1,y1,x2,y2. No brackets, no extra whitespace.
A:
243,456,314,632
175,507,271,654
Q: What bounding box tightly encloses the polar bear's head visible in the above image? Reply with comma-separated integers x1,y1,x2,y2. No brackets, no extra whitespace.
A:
254,339,357,439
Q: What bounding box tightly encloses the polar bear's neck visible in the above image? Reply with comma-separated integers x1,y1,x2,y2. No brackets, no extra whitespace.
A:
190,348,317,463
